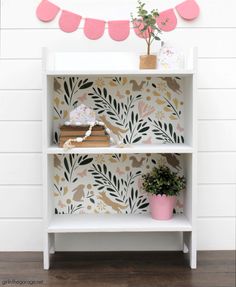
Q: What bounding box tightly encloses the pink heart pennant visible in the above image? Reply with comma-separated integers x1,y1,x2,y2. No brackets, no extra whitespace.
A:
59,10,82,33
84,18,106,40
108,20,130,41
156,9,177,32
36,0,60,22
133,20,152,39
176,0,200,20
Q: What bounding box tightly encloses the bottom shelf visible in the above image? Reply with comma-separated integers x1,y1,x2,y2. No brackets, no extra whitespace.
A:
47,214,192,233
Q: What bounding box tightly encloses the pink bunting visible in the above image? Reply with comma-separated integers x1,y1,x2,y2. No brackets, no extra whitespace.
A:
35,0,200,40
133,20,152,39
108,20,130,41
36,0,60,22
84,18,105,40
176,0,200,20
59,10,82,33
156,9,177,32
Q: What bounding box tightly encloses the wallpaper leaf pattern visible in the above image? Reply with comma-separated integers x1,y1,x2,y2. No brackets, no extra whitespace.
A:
53,76,185,214
149,119,184,143
53,153,184,214
53,76,184,144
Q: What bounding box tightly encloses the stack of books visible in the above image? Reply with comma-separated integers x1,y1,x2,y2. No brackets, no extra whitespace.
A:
59,125,110,147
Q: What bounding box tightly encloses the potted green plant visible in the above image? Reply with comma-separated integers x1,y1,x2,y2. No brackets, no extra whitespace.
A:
142,165,186,220
131,0,162,69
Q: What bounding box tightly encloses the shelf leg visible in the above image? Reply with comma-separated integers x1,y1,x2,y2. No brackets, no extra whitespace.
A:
43,233,50,270
183,231,197,269
181,232,189,253
49,233,55,254
183,243,189,254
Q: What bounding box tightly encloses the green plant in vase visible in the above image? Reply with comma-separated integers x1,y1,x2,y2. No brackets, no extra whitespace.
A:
131,0,162,69
142,165,186,220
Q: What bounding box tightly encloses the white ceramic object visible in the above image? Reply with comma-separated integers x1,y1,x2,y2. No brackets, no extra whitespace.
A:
69,104,96,125
159,43,184,70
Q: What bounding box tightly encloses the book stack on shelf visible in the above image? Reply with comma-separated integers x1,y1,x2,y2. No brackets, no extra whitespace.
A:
59,125,110,147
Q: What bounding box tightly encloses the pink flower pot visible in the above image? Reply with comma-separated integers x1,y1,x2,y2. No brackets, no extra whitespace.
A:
148,194,177,220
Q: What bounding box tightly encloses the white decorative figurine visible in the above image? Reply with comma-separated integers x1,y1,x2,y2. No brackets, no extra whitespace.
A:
63,104,119,149
158,43,184,70
68,104,96,126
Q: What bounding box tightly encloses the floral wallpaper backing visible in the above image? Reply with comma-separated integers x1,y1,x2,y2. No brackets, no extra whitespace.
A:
53,76,185,214
53,76,184,144
53,153,184,214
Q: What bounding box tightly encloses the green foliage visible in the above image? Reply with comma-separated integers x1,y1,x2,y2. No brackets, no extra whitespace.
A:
142,165,186,196
89,86,146,144
131,0,162,55
63,154,93,183
63,77,93,107
124,111,150,144
89,87,124,126
88,165,149,213
149,118,184,144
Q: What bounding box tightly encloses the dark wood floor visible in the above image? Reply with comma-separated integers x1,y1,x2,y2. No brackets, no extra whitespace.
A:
0,251,235,287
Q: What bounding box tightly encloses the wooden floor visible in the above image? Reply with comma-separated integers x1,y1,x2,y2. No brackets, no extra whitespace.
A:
0,251,235,287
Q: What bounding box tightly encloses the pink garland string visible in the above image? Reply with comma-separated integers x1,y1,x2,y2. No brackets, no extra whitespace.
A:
36,0,200,40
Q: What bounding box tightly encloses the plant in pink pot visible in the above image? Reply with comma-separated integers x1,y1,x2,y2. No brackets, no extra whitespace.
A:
142,165,186,220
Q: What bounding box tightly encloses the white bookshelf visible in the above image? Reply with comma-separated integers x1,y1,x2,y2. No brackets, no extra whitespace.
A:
42,48,197,270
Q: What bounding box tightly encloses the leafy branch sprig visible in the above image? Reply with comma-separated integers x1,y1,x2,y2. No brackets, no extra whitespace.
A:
120,171,148,213
63,77,93,107
124,111,149,144
149,118,184,144
131,0,162,55
89,164,123,203
89,87,125,126
122,94,142,121
63,154,93,183
129,188,149,213
121,170,142,199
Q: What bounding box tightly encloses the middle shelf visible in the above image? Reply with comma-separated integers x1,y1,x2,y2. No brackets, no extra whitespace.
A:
47,144,193,154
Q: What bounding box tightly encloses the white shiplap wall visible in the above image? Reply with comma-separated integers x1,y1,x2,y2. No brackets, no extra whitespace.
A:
0,0,235,251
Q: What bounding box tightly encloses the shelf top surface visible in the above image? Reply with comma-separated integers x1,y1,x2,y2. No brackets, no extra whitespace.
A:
43,50,196,75
47,144,193,154
46,69,194,76
48,214,192,233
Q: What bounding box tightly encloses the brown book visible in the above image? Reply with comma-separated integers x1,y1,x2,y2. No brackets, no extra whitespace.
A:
60,135,110,143
60,125,107,137
60,125,105,131
59,140,110,148
60,130,107,136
